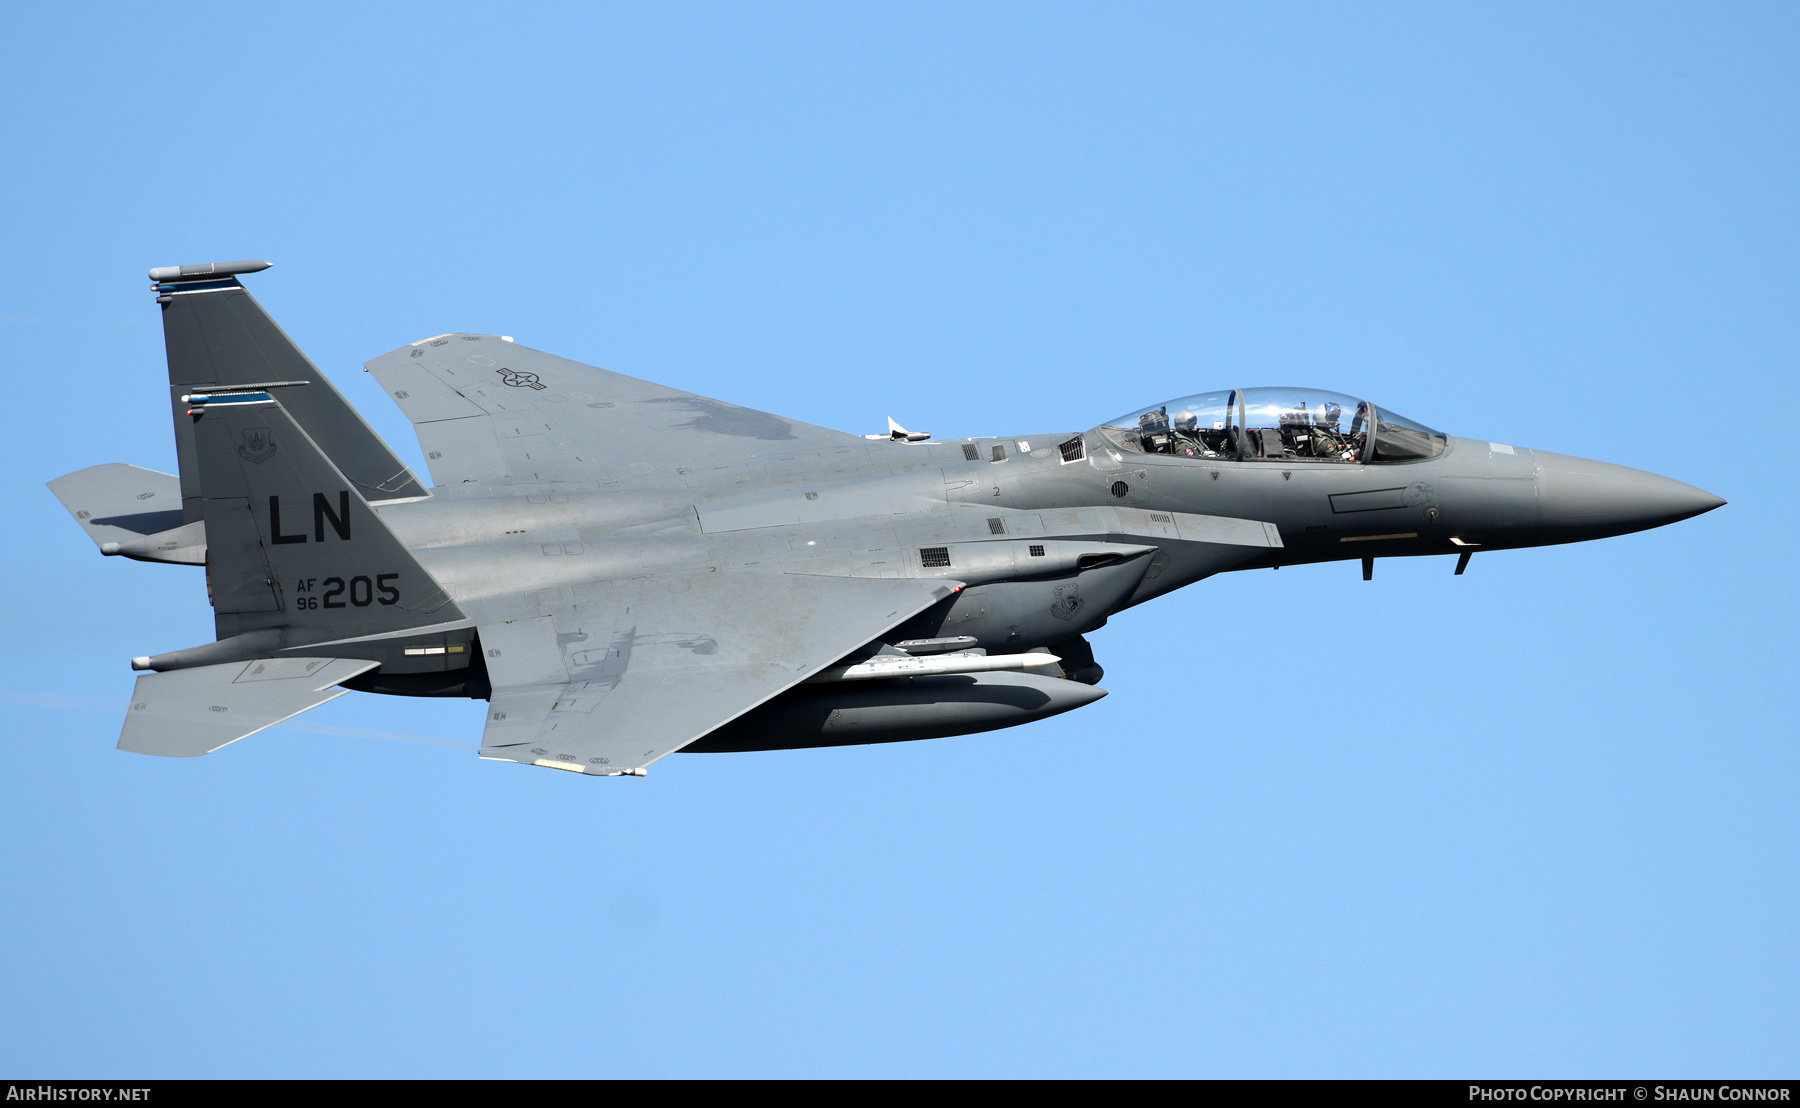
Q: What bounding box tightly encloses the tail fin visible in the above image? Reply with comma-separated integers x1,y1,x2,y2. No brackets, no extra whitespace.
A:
186,387,464,641
155,261,427,524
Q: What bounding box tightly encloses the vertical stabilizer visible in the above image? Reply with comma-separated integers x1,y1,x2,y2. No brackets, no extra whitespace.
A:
183,387,463,641
154,262,427,523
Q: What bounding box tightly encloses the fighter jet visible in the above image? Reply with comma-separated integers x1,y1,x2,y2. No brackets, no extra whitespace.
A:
48,261,1725,776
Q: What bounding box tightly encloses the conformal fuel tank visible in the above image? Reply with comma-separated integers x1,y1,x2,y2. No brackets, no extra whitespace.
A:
684,670,1107,753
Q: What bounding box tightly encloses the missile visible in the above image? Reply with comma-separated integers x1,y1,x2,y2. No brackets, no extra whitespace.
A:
808,651,1061,684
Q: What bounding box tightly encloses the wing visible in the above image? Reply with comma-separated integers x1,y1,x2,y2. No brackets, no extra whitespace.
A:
364,334,865,489
475,571,961,775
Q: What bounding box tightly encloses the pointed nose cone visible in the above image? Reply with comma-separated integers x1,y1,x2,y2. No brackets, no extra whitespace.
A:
1534,450,1725,543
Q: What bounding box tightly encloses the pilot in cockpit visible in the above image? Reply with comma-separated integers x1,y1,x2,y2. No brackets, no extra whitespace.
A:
1171,410,1225,459
1171,409,1201,457
1308,401,1344,459
1301,400,1368,462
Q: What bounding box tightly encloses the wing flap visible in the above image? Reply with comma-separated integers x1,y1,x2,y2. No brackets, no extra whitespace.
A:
415,417,509,486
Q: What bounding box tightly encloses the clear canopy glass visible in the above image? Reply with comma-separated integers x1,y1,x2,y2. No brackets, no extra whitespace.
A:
1097,390,1237,459
1239,388,1368,463
1097,387,1444,463
1368,405,1445,462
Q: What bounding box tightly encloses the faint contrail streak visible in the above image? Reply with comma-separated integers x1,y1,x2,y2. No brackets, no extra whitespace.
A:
0,691,477,750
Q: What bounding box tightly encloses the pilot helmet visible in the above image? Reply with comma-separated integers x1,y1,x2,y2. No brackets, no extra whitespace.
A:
1314,401,1342,428
1173,410,1198,431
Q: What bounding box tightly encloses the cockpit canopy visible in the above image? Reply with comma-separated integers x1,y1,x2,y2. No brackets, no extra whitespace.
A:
1096,387,1445,464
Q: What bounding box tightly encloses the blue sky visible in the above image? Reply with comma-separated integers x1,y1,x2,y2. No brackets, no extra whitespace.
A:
1,2,1794,1077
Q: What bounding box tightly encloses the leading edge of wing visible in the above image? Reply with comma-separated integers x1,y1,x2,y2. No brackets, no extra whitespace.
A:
363,334,865,488
476,573,962,776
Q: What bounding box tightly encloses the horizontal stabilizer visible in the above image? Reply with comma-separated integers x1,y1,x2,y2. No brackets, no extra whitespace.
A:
119,656,377,758
47,464,186,548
